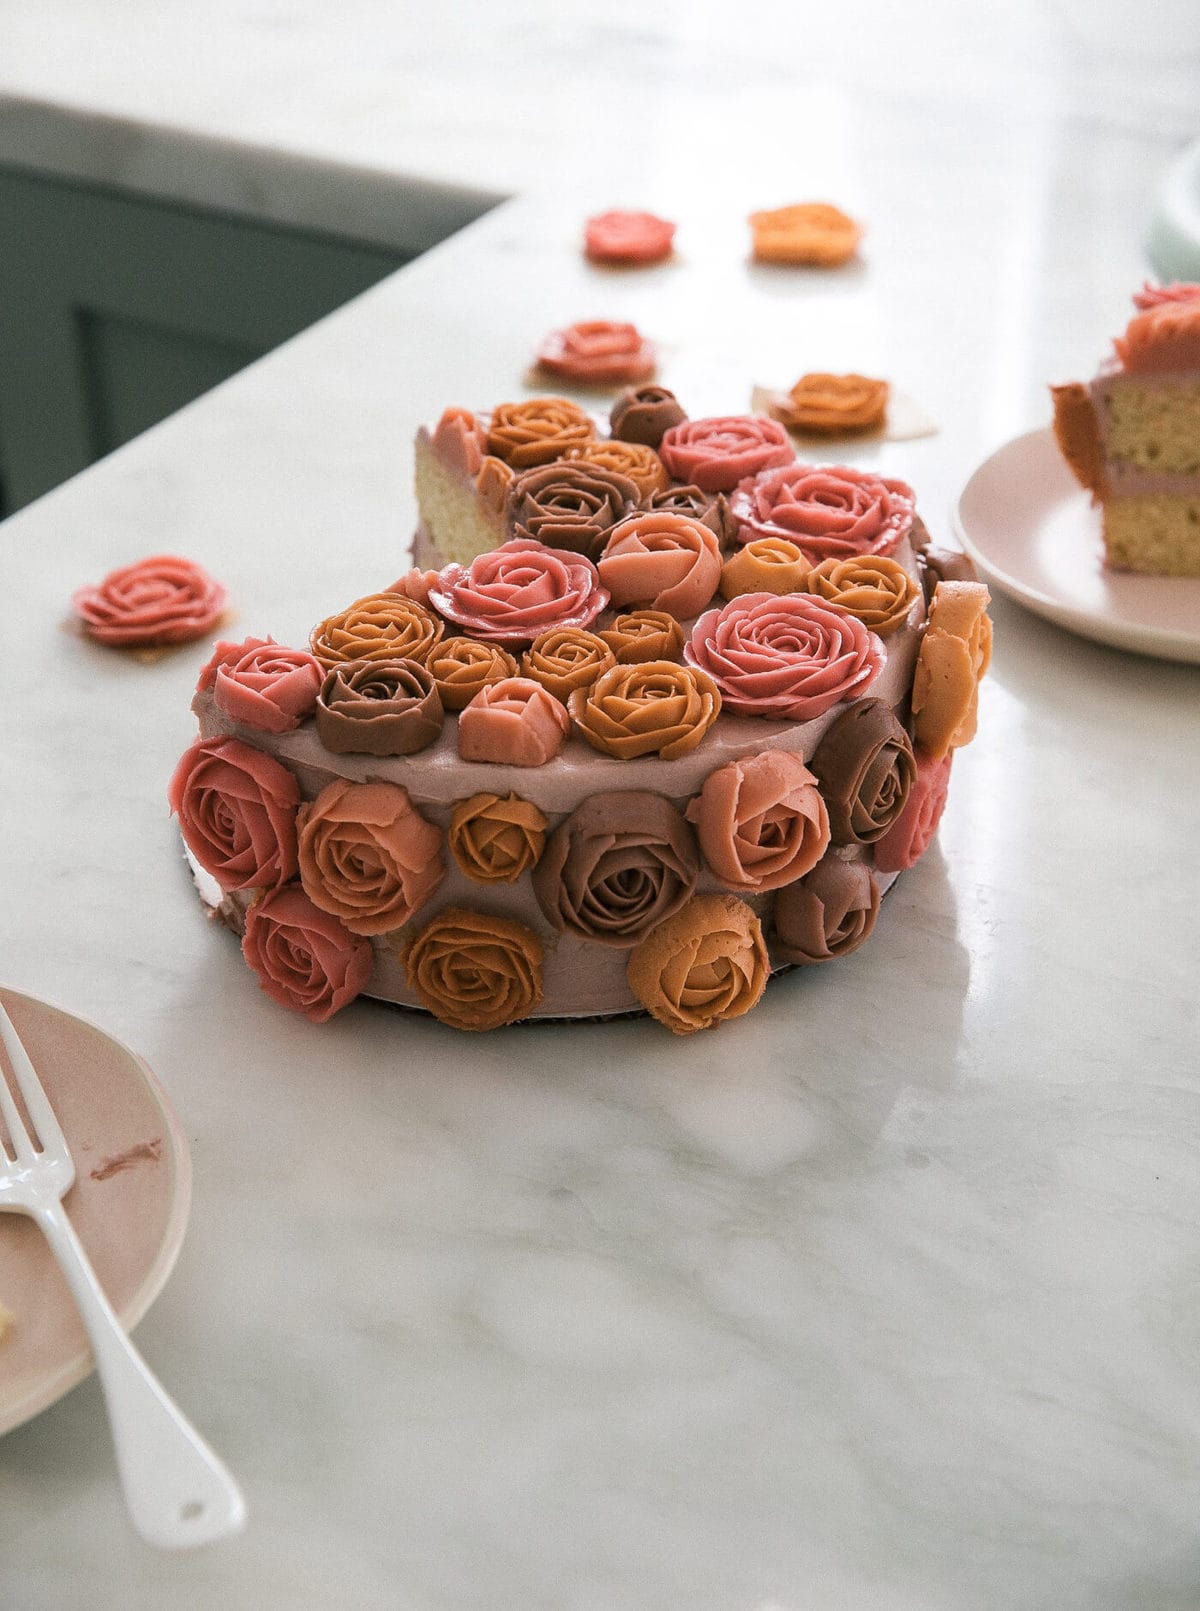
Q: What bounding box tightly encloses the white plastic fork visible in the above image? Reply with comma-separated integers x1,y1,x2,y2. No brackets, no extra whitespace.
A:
0,1000,246,1548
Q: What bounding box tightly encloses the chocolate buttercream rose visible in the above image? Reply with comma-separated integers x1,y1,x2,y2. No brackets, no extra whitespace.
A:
773,855,880,965
569,660,720,760
626,894,769,1035
315,659,444,756
400,907,544,1031
241,885,372,1022
428,539,609,646
522,628,616,702
659,415,794,494
426,637,518,711
808,698,916,845
310,593,443,669
198,636,323,733
597,610,685,664
874,749,953,873
486,397,595,468
532,791,699,947
297,779,443,935
686,751,830,892
805,555,919,637
448,793,548,884
685,592,883,721
598,511,723,619
169,735,299,892
505,461,638,560
730,464,916,562
609,384,687,447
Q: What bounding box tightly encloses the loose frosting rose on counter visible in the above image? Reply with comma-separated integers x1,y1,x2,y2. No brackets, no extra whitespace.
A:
428,539,609,645
779,372,889,433
532,791,699,947
567,438,669,499
808,698,916,845
584,210,676,265
730,463,916,561
659,415,794,493
536,320,657,386
522,628,616,702
805,555,919,637
597,609,685,664
400,907,544,1031
649,483,739,545
626,893,768,1035
749,202,862,267
448,793,548,884
297,779,443,935
169,735,299,891
487,397,595,469
430,407,486,478
426,638,518,711
73,554,227,647
310,594,443,669
719,538,810,599
772,855,880,964
610,384,687,447
598,511,723,619
570,660,721,760
873,749,953,873
242,885,372,1022
458,677,571,766
315,659,444,756
197,636,323,733
505,461,638,560
685,592,883,720
686,751,830,892
910,580,992,758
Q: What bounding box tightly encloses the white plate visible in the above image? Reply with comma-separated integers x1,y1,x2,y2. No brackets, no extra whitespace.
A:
951,425,1200,664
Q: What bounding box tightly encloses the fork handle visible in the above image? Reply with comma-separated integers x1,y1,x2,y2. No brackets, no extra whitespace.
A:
36,1199,247,1549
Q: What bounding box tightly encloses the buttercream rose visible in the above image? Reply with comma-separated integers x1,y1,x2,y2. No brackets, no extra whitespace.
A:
386,567,440,608
749,202,862,267
448,793,548,884
772,855,880,964
808,698,916,845
536,320,656,386
310,593,443,669
169,735,299,892
400,907,544,1031
610,384,687,447
686,751,829,892
430,407,486,477
458,677,571,766
567,438,668,499
315,659,444,756
242,885,371,1022
910,581,992,758
427,539,608,646
780,372,888,434
522,628,616,702
570,660,721,760
532,791,699,947
648,484,738,545
805,555,919,636
505,462,638,560
873,749,953,873
659,415,794,494
626,894,768,1035
73,554,226,647
597,610,685,665
297,779,443,935
719,538,810,600
730,464,916,562
598,511,723,619
425,637,518,711
197,636,323,733
685,592,883,720
487,397,595,468
918,545,979,603
584,211,676,266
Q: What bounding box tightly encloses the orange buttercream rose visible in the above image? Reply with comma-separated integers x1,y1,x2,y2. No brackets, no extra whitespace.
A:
297,779,444,936
686,750,830,892
400,906,544,1031
597,610,685,664
425,637,518,711
720,538,810,599
911,580,992,758
476,455,515,518
749,202,863,267
521,627,616,702
448,793,548,884
487,398,596,469
567,439,669,499
805,555,920,636
569,660,720,760
626,894,769,1035
310,594,443,669
598,512,723,620
769,372,889,434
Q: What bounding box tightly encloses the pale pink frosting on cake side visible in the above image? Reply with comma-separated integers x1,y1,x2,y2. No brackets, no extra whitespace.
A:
597,511,723,618
659,415,794,494
198,637,323,734
428,539,609,645
730,464,916,561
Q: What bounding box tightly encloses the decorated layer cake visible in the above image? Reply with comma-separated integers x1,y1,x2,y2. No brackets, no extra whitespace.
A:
172,391,992,1034
1052,282,1200,576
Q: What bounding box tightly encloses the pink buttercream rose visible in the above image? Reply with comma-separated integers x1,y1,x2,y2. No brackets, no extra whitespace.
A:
168,735,299,891
658,415,794,494
73,554,227,647
730,464,916,561
197,636,323,733
686,751,830,892
427,539,609,646
242,885,372,1022
685,592,883,720
597,511,723,619
873,748,953,873
430,407,486,477
458,677,572,766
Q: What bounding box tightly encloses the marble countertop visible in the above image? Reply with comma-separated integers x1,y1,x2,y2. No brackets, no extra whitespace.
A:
2,4,1200,1608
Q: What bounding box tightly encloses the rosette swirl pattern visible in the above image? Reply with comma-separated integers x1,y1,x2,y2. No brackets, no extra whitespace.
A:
169,735,299,892
505,462,638,559
730,464,916,561
297,780,443,935
808,698,916,845
198,636,323,733
772,856,880,965
659,415,794,493
585,211,676,266
315,659,444,756
567,439,668,499
610,384,687,447
782,372,888,433
532,791,699,947
911,581,992,758
597,610,685,664
874,750,953,873
686,751,830,892
805,555,919,636
310,593,443,669
536,320,656,386
458,677,571,766
486,397,595,468
242,886,372,1022
73,554,226,647
425,638,518,711
685,592,883,720
400,907,544,1031
428,539,608,645
448,793,548,884
626,894,768,1035
569,660,720,760
521,628,616,702
719,538,810,599
598,511,723,619
648,484,738,544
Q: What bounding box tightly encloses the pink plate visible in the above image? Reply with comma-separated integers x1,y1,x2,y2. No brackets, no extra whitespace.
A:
0,988,191,1435
952,425,1200,664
